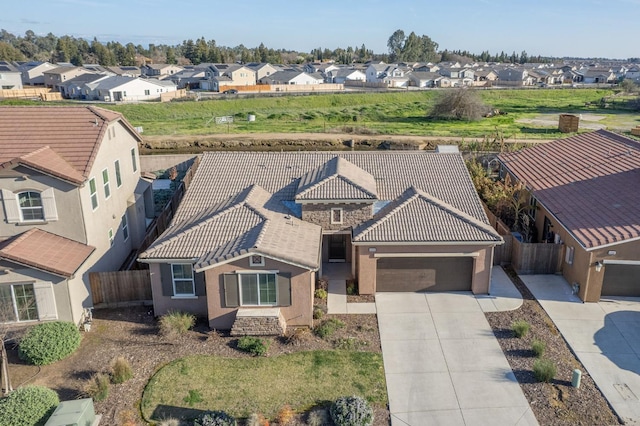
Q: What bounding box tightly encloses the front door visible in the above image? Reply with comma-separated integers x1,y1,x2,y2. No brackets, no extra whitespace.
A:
328,234,347,262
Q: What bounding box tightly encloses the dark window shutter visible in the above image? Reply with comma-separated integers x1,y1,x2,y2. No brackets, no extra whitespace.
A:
194,271,206,296
223,274,239,307
160,264,174,297
277,273,291,307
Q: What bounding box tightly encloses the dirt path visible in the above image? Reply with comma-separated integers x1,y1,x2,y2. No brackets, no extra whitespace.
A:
141,132,555,152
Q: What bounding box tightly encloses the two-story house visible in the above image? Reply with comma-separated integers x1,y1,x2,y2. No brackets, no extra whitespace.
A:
43,66,94,91
0,106,153,325
15,61,57,86
0,62,23,90
200,64,257,91
139,151,502,334
141,64,184,78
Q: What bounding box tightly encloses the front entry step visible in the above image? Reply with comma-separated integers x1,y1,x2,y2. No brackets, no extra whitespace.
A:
230,308,286,336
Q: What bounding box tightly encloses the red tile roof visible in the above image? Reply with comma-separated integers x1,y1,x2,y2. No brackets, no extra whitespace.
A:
499,130,640,249
0,106,141,183
0,228,95,277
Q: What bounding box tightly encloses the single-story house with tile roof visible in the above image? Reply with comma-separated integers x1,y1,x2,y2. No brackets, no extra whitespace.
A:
139,150,502,332
498,130,640,301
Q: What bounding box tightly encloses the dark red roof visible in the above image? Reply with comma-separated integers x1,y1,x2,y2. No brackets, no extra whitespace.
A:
0,229,95,277
0,106,140,183
499,130,640,249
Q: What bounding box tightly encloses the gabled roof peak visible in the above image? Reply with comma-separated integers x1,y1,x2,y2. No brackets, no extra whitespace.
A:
295,156,378,201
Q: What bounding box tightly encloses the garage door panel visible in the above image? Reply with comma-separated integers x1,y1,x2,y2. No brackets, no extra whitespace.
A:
377,257,473,292
602,264,640,297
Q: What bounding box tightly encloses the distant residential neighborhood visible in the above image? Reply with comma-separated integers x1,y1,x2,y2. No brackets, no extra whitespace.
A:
1,58,639,102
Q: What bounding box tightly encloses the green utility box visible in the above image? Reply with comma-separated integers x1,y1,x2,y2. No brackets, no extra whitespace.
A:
44,398,100,426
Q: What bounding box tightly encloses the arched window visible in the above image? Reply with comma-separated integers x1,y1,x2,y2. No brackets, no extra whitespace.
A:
18,191,44,221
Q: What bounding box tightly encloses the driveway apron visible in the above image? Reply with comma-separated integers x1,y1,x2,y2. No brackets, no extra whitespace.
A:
376,292,537,426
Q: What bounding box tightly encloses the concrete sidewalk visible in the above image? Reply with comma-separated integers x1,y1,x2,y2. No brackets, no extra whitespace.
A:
377,267,537,426
522,274,640,425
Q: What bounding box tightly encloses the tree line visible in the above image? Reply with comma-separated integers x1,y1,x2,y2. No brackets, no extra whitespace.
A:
0,27,583,67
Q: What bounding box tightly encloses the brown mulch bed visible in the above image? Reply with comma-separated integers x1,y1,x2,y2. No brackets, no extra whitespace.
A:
7,308,387,426
485,267,621,426
347,294,376,303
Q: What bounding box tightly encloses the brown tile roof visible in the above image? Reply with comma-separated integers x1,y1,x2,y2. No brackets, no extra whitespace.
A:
353,187,502,243
499,130,640,249
295,157,378,201
140,185,322,270
0,106,141,183
0,229,95,277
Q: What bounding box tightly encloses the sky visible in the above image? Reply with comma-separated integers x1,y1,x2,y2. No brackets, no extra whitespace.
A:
2,0,639,59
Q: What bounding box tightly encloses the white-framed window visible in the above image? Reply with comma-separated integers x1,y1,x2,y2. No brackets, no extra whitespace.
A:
108,228,114,246
249,255,265,267
121,213,129,241
239,272,277,306
17,191,44,221
131,148,138,172
89,178,98,210
330,208,343,224
114,160,122,187
0,283,38,322
144,89,150,95
171,264,195,296
102,168,110,199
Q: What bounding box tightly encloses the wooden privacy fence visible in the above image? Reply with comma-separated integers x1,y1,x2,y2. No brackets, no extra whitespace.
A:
90,270,152,307
483,204,513,266
511,238,564,275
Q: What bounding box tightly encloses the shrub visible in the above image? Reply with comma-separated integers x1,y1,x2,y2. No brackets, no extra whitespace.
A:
532,339,546,358
18,321,81,365
533,358,556,383
194,410,237,426
183,389,203,407
429,87,491,121
0,386,59,426
307,408,330,426
111,356,133,384
85,373,110,401
276,404,295,425
314,318,345,339
314,288,328,300
160,310,196,338
346,280,357,296
330,396,374,426
286,328,312,346
237,336,269,357
511,320,530,338
313,308,324,320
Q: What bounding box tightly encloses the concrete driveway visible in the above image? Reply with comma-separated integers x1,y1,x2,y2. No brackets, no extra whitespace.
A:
522,275,640,425
376,290,537,426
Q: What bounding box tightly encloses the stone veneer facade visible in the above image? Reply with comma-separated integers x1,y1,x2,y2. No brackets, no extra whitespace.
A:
230,308,287,336
301,202,373,231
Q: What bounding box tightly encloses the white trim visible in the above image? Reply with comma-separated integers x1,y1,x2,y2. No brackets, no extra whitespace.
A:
585,235,640,251
108,228,114,246
249,255,265,267
89,177,98,211
602,260,640,266
193,252,317,273
171,295,198,300
372,252,480,258
235,269,280,274
171,263,195,297
102,168,111,200
121,213,129,241
114,159,123,188
237,271,278,307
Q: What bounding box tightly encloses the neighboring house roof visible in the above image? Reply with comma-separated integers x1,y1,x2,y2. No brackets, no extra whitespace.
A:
0,106,141,183
499,130,640,249
140,184,322,271
353,187,502,243
0,62,19,72
295,157,378,201
44,66,81,75
0,228,95,277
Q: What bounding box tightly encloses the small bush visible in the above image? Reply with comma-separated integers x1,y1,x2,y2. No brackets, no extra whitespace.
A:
330,395,374,426
194,410,237,426
511,320,530,338
18,321,81,365
307,408,330,426
314,318,345,339
532,339,546,358
183,389,203,407
160,310,196,338
533,358,556,383
237,336,269,356
286,328,312,346
334,337,368,351
276,404,295,425
85,373,110,401
313,308,324,320
346,281,357,296
111,356,133,384
0,386,59,426
314,288,328,300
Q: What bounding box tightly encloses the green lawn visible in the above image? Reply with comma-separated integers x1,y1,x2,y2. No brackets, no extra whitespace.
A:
98,88,624,138
141,351,386,421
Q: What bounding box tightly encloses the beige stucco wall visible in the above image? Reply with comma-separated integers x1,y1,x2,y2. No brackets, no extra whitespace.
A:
230,68,257,85
355,244,494,295
302,202,373,231
585,238,640,301
148,263,208,317
205,257,314,330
